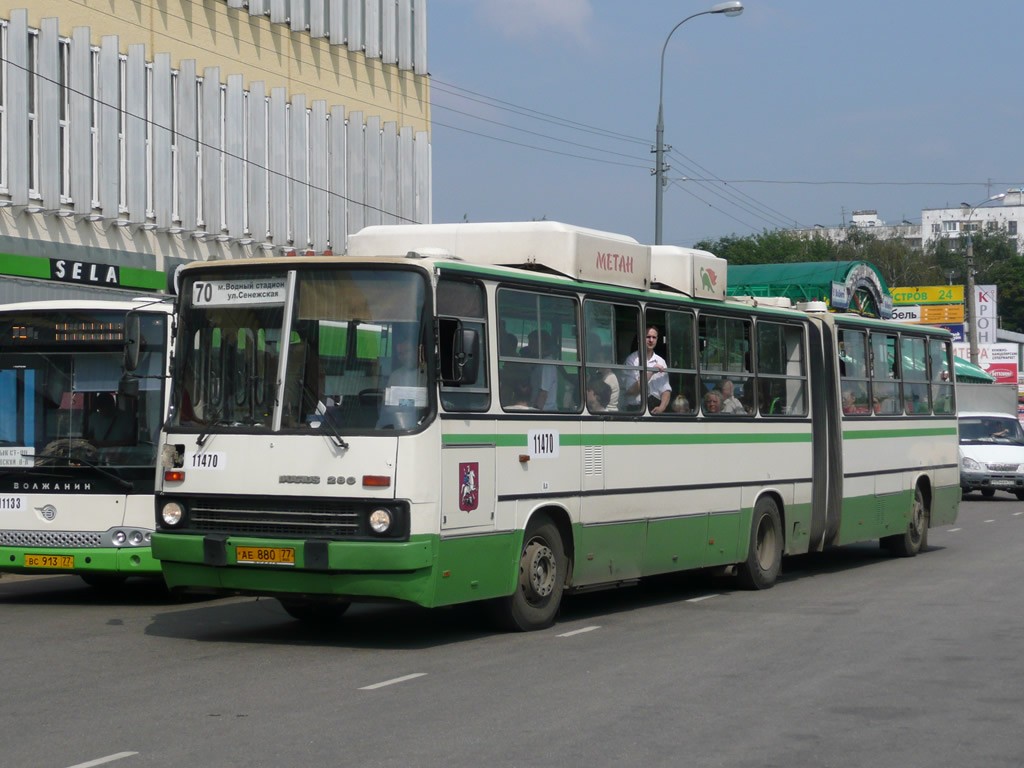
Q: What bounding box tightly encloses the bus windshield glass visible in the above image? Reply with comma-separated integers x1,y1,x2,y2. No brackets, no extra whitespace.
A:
170,266,432,434
0,310,167,469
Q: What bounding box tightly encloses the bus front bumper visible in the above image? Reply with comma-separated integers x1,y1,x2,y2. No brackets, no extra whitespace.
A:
0,544,161,576
151,532,438,606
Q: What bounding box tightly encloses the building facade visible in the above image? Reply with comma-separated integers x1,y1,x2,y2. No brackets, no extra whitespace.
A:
0,0,431,301
921,190,1024,255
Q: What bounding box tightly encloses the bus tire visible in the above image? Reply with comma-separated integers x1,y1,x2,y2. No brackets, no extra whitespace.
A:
1015,491,1024,501
883,486,928,558
736,496,782,590
278,598,350,624
491,518,566,632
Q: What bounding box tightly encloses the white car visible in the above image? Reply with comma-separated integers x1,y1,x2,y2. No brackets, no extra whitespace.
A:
958,411,1024,499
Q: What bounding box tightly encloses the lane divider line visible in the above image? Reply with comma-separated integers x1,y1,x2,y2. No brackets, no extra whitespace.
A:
66,752,138,768
686,594,719,603
557,625,600,638
359,673,427,690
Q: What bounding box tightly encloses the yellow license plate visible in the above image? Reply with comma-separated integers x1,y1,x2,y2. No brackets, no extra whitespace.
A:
25,554,74,569
235,546,295,566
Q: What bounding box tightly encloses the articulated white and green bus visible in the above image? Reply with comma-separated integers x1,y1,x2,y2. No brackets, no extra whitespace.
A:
0,299,173,587
151,222,959,629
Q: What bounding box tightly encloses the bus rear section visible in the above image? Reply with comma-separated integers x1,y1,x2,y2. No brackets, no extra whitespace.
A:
0,301,171,587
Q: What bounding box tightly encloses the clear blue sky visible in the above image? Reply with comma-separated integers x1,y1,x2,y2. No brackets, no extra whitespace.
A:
426,0,1023,247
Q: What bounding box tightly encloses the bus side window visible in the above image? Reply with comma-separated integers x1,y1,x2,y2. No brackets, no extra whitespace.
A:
438,278,490,412
929,338,954,414
838,328,871,416
902,335,929,415
870,332,901,414
756,321,807,417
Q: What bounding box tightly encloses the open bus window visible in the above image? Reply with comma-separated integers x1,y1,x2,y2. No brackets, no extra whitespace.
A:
757,321,807,416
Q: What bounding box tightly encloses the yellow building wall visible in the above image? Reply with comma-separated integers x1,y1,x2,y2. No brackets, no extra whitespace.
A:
2,0,430,132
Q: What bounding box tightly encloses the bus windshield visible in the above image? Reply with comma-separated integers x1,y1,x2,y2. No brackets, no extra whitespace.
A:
169,266,432,434
0,311,167,469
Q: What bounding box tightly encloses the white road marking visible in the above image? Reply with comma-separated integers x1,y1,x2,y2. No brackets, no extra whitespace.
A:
686,594,719,603
1014,512,1023,517
359,673,427,690
66,753,138,768
557,625,600,637
948,527,962,532
985,519,995,523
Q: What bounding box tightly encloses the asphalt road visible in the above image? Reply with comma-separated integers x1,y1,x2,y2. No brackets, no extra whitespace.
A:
2,495,1023,768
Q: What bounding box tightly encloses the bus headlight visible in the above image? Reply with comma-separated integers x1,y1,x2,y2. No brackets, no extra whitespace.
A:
161,502,185,527
962,457,982,471
113,530,127,545
369,508,393,534
129,530,145,546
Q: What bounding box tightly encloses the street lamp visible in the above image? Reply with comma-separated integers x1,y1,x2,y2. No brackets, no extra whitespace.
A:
960,192,1007,365
654,1,743,245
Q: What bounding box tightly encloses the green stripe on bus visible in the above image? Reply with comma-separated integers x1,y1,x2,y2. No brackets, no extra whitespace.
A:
442,432,812,447
843,427,958,439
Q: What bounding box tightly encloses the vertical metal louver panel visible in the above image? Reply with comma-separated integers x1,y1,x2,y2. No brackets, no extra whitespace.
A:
227,0,246,8
289,93,309,248
347,0,363,52
96,36,120,220
175,60,198,231
309,99,329,251
201,66,222,235
151,53,173,229
309,0,329,38
328,105,347,252
413,0,427,74
125,44,147,223
364,0,381,59
69,27,93,215
346,111,365,236
329,0,346,45
224,74,245,239
270,0,288,25
290,0,308,32
381,0,397,64
249,0,268,15
268,87,288,245
5,10,29,206
398,0,412,71
380,121,398,224
398,125,413,223
246,81,268,241
37,18,62,210
363,115,381,227
414,129,429,223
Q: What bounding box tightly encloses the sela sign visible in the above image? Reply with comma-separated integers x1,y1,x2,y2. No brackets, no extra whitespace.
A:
50,258,120,286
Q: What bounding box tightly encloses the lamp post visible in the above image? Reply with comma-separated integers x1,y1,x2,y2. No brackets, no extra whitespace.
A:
960,193,1007,365
654,1,743,245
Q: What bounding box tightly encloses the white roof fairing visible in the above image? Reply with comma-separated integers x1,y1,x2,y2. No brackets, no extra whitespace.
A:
347,221,652,291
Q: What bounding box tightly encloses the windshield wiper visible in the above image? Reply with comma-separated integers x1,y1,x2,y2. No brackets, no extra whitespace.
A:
301,382,349,450
64,452,135,491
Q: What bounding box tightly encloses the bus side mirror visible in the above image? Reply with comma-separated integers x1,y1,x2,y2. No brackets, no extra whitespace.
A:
124,311,142,372
439,320,479,385
118,375,139,398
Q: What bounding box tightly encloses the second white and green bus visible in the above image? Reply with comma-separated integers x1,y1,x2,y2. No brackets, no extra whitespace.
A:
0,299,173,587
151,222,959,629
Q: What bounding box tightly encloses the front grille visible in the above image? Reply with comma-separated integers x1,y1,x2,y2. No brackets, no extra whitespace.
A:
988,463,1020,472
189,498,362,539
0,530,103,548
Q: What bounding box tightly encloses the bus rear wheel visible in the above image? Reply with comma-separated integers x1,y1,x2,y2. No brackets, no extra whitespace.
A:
491,518,566,632
737,496,782,590
883,486,928,557
278,598,351,625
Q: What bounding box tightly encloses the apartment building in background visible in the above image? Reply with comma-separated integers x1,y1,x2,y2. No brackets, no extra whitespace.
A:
0,0,430,301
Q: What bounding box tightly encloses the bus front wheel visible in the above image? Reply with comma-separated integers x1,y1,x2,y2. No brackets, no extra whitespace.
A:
883,486,928,558
491,518,566,632
737,496,782,590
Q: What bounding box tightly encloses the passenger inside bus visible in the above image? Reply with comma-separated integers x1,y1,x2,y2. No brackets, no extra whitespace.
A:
586,375,612,413
523,330,558,411
703,389,722,414
717,378,746,415
624,325,671,414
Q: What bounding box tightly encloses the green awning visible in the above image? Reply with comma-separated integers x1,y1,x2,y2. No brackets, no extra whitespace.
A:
954,355,996,383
